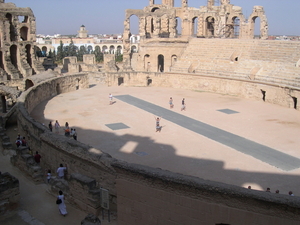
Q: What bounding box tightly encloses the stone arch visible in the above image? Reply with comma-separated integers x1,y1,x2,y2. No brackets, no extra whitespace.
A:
25,79,34,91
146,16,154,38
248,7,268,39
129,14,139,36
131,45,137,53
102,45,108,53
192,17,198,37
41,46,47,57
205,16,215,37
158,54,164,72
109,45,115,54
250,16,261,39
87,45,93,53
25,44,32,68
226,16,241,38
117,45,122,54
6,13,16,42
171,55,177,66
151,7,160,12
144,54,150,71
10,45,18,69
175,17,182,37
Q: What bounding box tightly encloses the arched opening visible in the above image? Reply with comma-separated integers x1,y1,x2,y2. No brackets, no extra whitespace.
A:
144,54,150,71
102,45,108,54
176,17,182,37
206,17,215,37
87,45,93,53
25,44,32,68
129,14,139,36
158,54,164,72
41,46,47,57
251,16,261,39
10,45,18,68
146,16,154,38
233,17,240,38
6,13,16,42
117,45,122,54
25,79,34,91
192,17,198,37
131,46,137,53
118,77,124,86
109,45,115,54
171,55,177,66
151,7,160,12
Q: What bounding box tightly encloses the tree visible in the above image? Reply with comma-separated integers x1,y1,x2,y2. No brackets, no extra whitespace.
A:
68,38,77,57
94,46,103,63
56,40,64,63
77,45,88,62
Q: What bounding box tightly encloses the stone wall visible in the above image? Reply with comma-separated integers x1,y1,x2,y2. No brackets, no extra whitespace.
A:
106,71,300,110
0,172,20,219
113,161,300,225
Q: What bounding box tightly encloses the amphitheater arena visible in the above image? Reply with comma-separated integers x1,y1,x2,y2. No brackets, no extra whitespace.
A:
1,0,300,225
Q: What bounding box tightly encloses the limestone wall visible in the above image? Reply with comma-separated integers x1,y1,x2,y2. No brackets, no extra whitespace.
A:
106,71,300,110
113,161,300,225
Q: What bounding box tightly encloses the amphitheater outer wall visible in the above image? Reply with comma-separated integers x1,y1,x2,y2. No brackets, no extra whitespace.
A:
107,71,300,110
13,72,300,224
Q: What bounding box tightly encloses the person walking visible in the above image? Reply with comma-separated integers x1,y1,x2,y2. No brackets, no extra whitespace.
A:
181,98,186,111
48,121,53,132
34,151,41,164
155,116,162,132
109,93,113,105
56,164,67,179
57,190,67,216
73,129,77,140
54,120,60,134
169,97,174,109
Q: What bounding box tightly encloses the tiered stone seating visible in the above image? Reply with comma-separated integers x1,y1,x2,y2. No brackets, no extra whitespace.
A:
170,38,300,87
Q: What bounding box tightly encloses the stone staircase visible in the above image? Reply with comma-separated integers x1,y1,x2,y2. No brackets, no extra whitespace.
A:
170,38,300,87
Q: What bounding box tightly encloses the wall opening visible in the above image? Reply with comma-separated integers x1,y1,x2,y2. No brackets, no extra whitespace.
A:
1,95,6,113
144,54,150,71
25,44,32,67
206,16,215,37
171,55,177,66
252,16,261,39
175,17,182,37
56,83,61,95
192,17,198,37
109,45,115,54
20,27,28,41
131,46,137,53
129,14,139,36
25,79,34,91
118,77,124,86
158,54,164,72
6,13,16,42
233,17,240,38
292,97,297,109
0,51,4,70
102,45,108,53
147,78,152,86
261,89,266,101
10,45,18,68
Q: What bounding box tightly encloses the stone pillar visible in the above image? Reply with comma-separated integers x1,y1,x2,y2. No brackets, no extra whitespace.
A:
139,17,146,37
170,18,176,38
1,95,6,113
207,0,215,9
149,0,154,6
182,0,188,8
221,0,230,5
153,17,161,38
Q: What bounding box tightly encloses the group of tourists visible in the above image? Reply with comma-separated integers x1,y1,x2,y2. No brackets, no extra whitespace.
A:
169,97,186,111
48,120,77,140
15,134,28,148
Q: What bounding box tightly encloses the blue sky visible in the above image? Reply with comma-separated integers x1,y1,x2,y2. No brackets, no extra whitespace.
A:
10,0,300,36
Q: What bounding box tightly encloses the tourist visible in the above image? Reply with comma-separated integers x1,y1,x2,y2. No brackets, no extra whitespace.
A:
109,93,113,105
275,190,279,194
57,190,67,216
289,191,294,196
54,120,60,134
70,128,74,137
57,164,67,179
181,98,186,111
34,151,41,164
155,116,162,132
266,187,271,192
21,137,27,146
49,121,53,132
46,169,51,183
73,129,77,140
169,97,174,109
248,186,251,189
15,137,22,147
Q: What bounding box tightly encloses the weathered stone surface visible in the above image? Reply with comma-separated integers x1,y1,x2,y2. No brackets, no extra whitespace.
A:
81,214,101,225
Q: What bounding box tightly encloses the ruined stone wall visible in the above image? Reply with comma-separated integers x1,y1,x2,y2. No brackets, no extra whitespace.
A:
113,161,300,225
15,73,118,214
0,172,20,219
106,71,300,110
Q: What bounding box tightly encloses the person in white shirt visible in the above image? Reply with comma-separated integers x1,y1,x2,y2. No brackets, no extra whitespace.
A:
56,164,67,179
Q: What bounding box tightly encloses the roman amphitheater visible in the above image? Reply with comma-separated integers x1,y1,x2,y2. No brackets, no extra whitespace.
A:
1,0,300,225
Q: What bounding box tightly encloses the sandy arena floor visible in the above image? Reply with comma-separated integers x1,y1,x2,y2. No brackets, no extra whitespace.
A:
30,84,300,195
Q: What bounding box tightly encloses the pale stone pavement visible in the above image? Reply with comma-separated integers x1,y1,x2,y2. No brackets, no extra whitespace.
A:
2,84,300,224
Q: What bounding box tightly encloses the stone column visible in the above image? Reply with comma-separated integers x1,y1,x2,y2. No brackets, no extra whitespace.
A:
182,0,188,8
